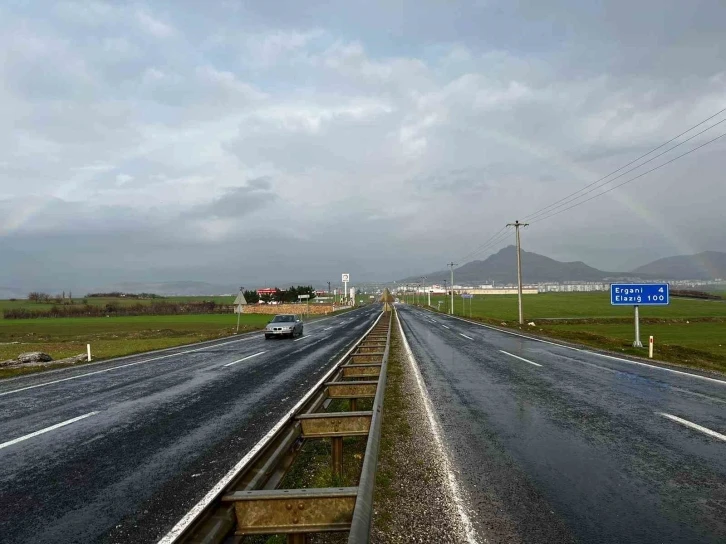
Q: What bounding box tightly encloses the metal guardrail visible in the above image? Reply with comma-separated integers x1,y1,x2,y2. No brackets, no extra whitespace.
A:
162,308,392,544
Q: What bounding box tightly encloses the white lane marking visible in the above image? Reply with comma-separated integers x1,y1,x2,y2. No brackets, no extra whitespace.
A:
223,351,267,367
459,333,474,340
0,337,260,397
657,412,726,442
293,335,313,342
442,325,450,330
0,411,98,450
432,311,726,386
499,350,542,367
323,327,332,331
397,313,480,543
158,312,385,544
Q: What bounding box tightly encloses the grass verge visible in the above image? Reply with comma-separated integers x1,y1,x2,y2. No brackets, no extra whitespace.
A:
372,323,410,534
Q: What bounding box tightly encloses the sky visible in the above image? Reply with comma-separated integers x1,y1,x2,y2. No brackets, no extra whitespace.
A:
1,0,725,293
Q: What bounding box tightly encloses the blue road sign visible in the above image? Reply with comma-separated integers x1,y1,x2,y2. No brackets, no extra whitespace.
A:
610,283,669,306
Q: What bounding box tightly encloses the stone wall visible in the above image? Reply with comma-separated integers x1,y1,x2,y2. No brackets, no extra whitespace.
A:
242,303,342,315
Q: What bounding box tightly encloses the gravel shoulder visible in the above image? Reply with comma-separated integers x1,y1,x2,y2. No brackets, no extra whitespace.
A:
370,314,476,543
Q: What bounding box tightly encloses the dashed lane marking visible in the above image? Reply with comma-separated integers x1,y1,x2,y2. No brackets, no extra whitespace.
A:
223,351,267,367
657,412,726,442
0,411,98,450
499,350,542,367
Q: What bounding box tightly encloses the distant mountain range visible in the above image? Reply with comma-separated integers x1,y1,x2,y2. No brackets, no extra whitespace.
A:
399,247,726,285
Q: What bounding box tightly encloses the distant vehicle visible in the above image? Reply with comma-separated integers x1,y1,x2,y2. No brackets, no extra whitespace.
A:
264,314,303,339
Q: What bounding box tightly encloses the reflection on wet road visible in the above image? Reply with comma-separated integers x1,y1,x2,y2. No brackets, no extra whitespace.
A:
398,304,726,543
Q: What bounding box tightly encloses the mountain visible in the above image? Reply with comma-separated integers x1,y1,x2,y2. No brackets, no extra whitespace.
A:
631,251,726,280
400,246,626,285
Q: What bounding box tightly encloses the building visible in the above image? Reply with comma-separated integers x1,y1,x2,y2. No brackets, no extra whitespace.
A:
256,288,277,297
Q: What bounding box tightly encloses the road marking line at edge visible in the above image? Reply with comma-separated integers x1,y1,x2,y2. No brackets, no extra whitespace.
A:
157,311,384,544
0,411,98,450
657,412,726,442
0,336,261,398
499,350,542,367
427,310,726,386
396,313,480,543
459,333,474,340
222,351,267,367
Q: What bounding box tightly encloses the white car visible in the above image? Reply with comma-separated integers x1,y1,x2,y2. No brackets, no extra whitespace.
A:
264,314,303,339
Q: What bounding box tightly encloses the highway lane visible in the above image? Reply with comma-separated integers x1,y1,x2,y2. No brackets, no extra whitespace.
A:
397,304,726,543
0,305,380,544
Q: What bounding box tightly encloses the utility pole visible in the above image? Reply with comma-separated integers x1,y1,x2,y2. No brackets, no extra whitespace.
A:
447,263,457,315
327,281,331,299
443,279,447,309
506,220,529,325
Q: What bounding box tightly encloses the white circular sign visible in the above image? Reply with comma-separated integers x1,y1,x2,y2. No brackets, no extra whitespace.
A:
342,273,350,282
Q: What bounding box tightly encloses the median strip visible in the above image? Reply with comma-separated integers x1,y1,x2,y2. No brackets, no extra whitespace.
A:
657,412,726,442
0,411,98,450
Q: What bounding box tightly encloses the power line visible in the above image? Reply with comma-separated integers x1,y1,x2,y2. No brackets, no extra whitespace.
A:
525,117,726,222
530,131,726,224
522,107,726,222
458,227,508,263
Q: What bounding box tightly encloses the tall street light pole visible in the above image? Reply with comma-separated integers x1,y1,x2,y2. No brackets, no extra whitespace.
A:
506,220,529,325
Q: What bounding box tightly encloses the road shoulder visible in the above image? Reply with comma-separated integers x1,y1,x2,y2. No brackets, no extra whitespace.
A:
371,312,478,543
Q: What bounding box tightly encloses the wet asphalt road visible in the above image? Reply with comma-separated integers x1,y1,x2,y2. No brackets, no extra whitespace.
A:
0,306,380,544
398,304,726,544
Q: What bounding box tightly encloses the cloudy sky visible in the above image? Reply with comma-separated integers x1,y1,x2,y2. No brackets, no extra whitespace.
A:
1,0,725,292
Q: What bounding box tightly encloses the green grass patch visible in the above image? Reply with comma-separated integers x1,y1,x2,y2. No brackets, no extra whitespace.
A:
540,322,726,373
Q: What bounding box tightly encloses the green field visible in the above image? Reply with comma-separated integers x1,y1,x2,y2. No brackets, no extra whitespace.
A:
418,292,726,373
424,292,726,321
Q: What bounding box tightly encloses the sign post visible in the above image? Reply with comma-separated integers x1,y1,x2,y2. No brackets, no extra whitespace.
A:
461,294,473,317
610,283,669,348
342,273,350,305
298,294,310,316
234,288,247,333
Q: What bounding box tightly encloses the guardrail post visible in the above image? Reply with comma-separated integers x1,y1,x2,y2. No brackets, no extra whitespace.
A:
332,436,344,477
